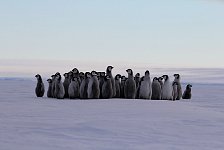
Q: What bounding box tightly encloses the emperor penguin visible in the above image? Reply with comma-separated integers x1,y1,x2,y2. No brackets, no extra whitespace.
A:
35,74,45,97
161,75,173,100
182,84,192,99
106,66,116,97
79,72,91,99
151,77,162,100
139,70,152,99
53,72,60,98
134,73,141,99
55,73,65,99
51,74,56,98
158,77,164,89
173,74,182,100
102,75,113,99
124,69,136,99
172,82,178,101
120,76,126,98
88,71,100,99
68,71,73,83
79,72,85,83
115,74,121,98
99,72,106,99
47,79,53,98
68,77,80,99
72,68,81,85
63,73,70,98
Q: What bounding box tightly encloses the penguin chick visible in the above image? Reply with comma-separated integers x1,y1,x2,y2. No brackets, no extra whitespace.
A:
99,72,106,99
35,74,45,97
106,66,116,97
102,75,113,99
79,72,91,99
172,82,178,101
182,84,192,99
88,71,100,99
174,74,182,100
115,74,121,98
68,77,80,99
47,79,53,98
161,75,173,100
139,70,152,99
124,69,136,99
55,73,65,99
151,77,162,100
63,73,70,98
120,76,126,98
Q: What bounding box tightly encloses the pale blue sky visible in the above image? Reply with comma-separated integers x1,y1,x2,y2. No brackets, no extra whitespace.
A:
0,0,224,74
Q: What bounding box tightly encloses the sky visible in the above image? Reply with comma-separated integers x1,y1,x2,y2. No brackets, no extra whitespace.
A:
0,0,224,77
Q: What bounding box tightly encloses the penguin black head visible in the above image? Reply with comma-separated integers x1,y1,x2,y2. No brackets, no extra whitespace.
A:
85,72,91,78
47,79,52,83
121,76,126,81
115,74,121,80
63,73,69,78
104,75,111,80
55,72,60,76
56,74,62,81
187,84,192,88
35,74,42,81
91,71,98,76
174,74,180,79
100,72,106,77
145,70,150,76
79,72,85,77
72,68,79,74
106,66,114,72
51,74,55,78
126,69,133,76
158,77,163,81
162,75,169,81
72,77,78,81
153,77,158,81
135,73,140,78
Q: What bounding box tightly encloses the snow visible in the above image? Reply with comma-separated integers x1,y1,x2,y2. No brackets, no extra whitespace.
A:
0,79,224,150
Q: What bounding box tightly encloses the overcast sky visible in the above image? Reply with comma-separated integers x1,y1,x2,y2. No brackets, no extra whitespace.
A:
0,0,224,76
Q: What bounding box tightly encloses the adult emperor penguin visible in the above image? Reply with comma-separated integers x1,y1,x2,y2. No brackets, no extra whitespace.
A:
88,71,100,99
79,72,91,99
63,73,70,98
99,72,106,99
173,74,182,100
55,73,65,99
172,82,178,101
102,75,113,99
115,74,121,98
161,75,173,100
134,73,141,99
182,84,192,99
106,66,116,97
139,70,152,99
151,77,162,100
47,79,53,98
124,69,136,99
35,74,45,97
68,77,80,99
120,76,126,98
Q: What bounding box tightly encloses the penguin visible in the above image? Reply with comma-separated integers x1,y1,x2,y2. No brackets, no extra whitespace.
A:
151,77,162,100
47,79,53,98
79,72,91,99
79,72,85,83
68,77,80,99
99,72,106,99
102,75,113,99
139,70,152,99
68,71,73,83
182,84,192,99
106,66,116,97
51,74,56,98
134,73,141,99
120,76,126,98
161,75,173,100
173,74,182,100
114,74,121,98
35,74,45,97
72,68,81,85
158,77,164,89
124,69,136,99
53,72,60,98
63,73,70,98
55,73,65,99
87,71,100,99
172,82,178,101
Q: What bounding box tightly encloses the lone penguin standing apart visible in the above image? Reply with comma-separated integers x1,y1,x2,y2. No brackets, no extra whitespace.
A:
161,75,173,100
139,70,152,99
35,74,45,97
124,69,136,99
173,74,182,100
151,77,162,100
114,74,121,98
87,71,100,99
47,79,53,98
68,77,80,99
134,73,141,99
102,75,113,99
79,72,91,99
106,66,116,97
63,73,70,98
55,73,65,99
182,84,192,99
172,82,178,101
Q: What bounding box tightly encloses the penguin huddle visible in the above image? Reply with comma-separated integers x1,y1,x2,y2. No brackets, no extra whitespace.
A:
35,66,192,100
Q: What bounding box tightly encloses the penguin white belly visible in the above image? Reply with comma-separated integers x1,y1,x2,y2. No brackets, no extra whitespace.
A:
162,82,173,100
57,82,65,99
139,81,150,99
87,78,94,99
